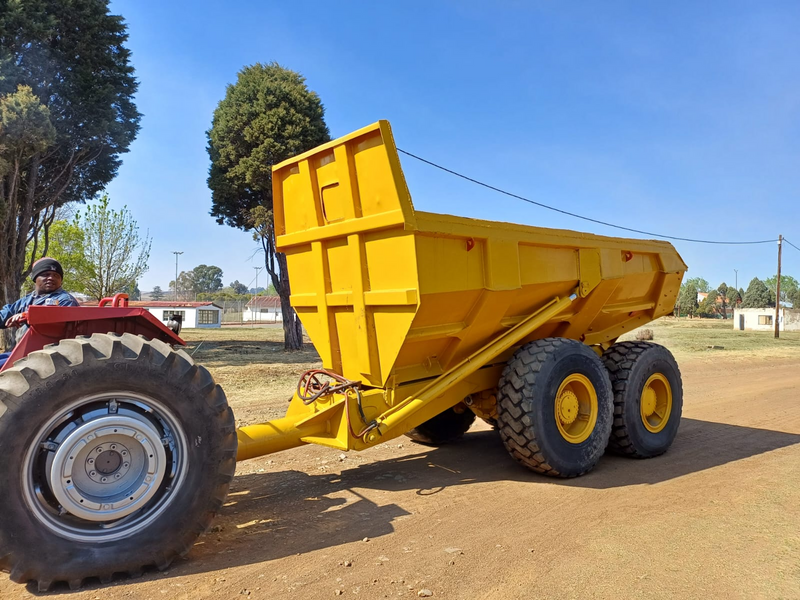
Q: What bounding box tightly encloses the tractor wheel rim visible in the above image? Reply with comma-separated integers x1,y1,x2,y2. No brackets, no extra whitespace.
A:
640,373,672,433
22,392,188,543
555,374,598,444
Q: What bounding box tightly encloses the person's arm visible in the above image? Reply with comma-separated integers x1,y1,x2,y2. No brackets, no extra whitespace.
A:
0,297,27,329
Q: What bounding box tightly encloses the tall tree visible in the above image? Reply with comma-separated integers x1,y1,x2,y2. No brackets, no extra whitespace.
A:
207,62,330,350
684,277,710,293
77,196,151,301
741,278,772,308
678,282,699,317
152,285,165,301
763,274,799,306
717,282,729,319
728,287,742,307
0,0,140,343
788,288,800,309
169,271,194,301
190,264,224,294
697,294,717,318
229,280,248,295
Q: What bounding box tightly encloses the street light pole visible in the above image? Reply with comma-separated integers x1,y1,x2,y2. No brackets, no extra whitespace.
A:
173,251,183,301
254,266,263,294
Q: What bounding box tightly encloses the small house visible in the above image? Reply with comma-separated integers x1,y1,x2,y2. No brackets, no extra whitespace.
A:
733,307,800,332
243,296,282,322
80,300,223,329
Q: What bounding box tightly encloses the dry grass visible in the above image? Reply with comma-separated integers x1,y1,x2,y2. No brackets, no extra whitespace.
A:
180,325,321,426
620,317,800,363
180,318,800,426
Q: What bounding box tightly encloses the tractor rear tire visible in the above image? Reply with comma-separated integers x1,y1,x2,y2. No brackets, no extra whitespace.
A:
602,341,683,458
497,338,612,477
0,333,237,591
405,403,476,446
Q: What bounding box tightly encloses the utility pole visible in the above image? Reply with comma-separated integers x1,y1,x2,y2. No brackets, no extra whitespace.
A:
173,251,183,301
734,269,738,291
775,235,782,338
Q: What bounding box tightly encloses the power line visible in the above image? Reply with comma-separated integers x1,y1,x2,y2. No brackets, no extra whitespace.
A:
397,148,778,246
783,238,800,253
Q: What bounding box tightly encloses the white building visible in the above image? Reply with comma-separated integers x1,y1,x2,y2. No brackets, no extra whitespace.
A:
733,307,800,332
83,301,223,329
243,296,282,322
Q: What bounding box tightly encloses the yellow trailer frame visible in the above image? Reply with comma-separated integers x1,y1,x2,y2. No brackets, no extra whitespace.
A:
236,120,687,462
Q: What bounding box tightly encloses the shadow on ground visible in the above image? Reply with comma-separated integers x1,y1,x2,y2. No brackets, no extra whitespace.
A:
27,417,800,594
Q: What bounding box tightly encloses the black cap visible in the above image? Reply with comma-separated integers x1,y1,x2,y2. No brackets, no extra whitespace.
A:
31,257,64,281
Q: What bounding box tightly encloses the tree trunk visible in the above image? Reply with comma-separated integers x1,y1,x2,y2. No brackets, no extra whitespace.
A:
276,252,303,351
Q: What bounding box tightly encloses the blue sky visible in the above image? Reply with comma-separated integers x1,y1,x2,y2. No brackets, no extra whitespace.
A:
106,1,800,294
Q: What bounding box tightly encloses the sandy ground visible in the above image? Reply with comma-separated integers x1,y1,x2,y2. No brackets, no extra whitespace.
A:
2,355,799,599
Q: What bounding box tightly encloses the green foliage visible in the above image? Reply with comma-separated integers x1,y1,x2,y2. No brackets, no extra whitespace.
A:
678,282,699,316
728,288,742,306
716,282,729,319
151,285,164,301
207,62,330,230
741,278,773,308
788,288,800,309
0,0,140,308
684,277,710,293
24,218,91,295
206,62,329,350
169,265,224,298
229,280,248,295
763,274,799,305
77,196,152,301
697,294,718,318
190,264,224,294
121,281,140,301
0,85,55,168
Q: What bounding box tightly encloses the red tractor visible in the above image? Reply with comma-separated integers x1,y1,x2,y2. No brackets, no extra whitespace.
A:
0,295,236,591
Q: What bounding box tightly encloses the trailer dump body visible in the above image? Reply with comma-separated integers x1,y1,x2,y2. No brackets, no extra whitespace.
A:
272,120,687,390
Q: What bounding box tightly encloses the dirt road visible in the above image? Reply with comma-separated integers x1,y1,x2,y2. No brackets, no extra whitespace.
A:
3,357,799,599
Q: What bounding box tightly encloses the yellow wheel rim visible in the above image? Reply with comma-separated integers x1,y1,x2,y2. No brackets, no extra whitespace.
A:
640,373,672,433
555,374,598,444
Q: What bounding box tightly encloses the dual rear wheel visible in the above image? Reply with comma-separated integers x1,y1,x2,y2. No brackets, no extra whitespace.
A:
407,337,683,478
496,338,683,477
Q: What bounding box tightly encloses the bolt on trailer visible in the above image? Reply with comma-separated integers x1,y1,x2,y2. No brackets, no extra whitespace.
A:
0,120,687,590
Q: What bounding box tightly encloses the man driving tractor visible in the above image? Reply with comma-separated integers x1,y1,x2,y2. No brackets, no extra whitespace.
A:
0,257,79,367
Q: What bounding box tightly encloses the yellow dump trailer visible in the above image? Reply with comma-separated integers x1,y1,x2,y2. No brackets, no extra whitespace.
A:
237,120,688,477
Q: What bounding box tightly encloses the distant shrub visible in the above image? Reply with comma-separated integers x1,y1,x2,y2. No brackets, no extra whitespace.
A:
635,329,654,341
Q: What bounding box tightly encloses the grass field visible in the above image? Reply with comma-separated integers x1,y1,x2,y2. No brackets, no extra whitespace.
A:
620,317,800,362
179,317,800,427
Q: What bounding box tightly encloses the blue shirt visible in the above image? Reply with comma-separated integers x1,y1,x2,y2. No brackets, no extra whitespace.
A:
0,287,80,329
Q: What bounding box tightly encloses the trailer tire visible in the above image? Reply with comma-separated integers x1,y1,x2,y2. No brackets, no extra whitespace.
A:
0,333,237,591
602,341,683,458
405,403,476,446
497,338,612,477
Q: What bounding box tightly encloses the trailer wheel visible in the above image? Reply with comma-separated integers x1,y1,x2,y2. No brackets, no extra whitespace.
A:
497,338,612,477
405,403,476,446
602,341,683,458
0,333,237,591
